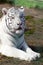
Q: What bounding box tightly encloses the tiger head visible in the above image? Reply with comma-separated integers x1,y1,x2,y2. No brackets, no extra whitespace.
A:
2,7,25,34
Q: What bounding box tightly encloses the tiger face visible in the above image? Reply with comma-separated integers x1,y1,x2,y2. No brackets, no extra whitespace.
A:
2,7,25,34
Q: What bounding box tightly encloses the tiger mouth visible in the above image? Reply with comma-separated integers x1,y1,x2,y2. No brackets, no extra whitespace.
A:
16,27,22,30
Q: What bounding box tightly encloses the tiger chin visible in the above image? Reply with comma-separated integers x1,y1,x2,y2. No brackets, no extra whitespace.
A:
0,7,40,62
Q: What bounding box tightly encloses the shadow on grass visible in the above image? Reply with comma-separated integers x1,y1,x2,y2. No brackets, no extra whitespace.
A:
29,45,43,53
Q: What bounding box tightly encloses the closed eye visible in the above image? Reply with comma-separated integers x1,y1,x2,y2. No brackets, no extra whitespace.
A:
20,15,24,18
20,16,22,18
12,17,14,19
9,17,14,21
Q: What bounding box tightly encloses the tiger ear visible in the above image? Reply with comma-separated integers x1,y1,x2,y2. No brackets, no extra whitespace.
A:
19,6,24,12
2,8,7,15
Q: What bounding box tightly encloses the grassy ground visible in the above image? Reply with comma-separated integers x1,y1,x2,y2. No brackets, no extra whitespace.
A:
0,4,43,65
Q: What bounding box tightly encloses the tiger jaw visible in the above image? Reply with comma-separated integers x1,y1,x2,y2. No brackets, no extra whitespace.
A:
16,27,22,30
15,29,23,34
15,27,23,34
10,27,24,34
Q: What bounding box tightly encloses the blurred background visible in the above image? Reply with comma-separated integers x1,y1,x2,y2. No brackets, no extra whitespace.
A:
0,0,43,8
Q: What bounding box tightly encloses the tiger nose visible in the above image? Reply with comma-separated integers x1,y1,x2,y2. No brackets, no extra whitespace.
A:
17,23,22,25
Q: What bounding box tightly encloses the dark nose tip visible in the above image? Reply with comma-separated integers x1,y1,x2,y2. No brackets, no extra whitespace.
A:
17,23,22,25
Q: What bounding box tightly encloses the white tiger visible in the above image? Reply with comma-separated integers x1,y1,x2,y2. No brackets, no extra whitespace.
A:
0,7,40,61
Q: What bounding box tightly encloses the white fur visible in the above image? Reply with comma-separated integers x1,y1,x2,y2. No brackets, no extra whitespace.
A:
0,7,40,61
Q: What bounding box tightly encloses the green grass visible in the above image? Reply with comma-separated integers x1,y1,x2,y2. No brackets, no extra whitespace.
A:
13,0,43,8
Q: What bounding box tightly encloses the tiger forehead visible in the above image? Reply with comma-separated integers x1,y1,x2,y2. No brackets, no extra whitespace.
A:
8,9,19,15
8,10,21,16
8,9,23,17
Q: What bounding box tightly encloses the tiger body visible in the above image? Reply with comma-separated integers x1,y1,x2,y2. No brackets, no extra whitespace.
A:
0,7,40,61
